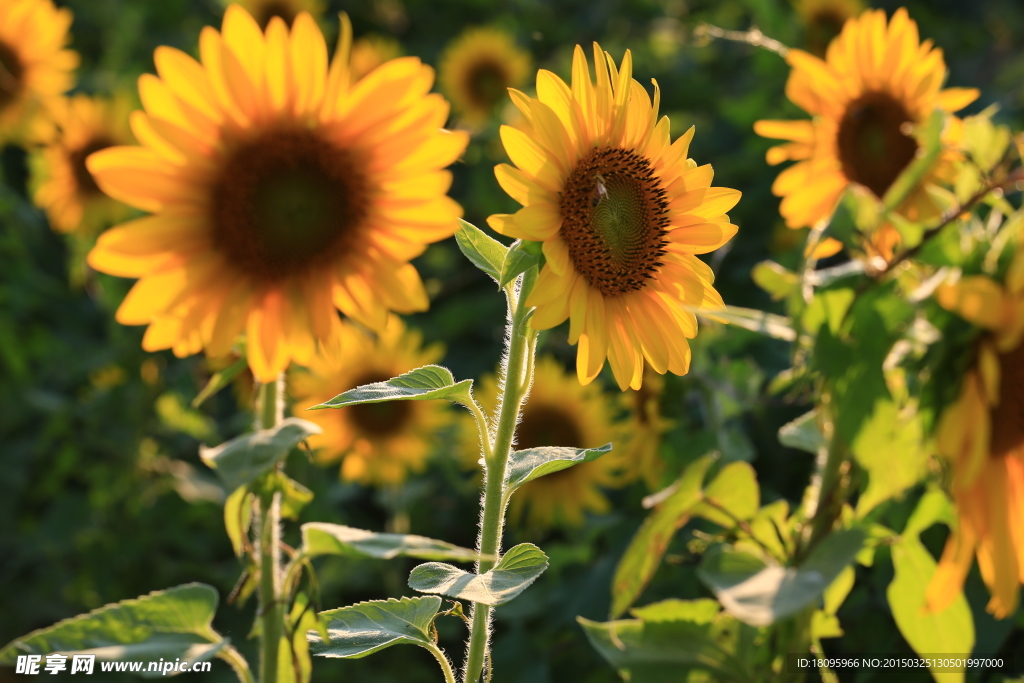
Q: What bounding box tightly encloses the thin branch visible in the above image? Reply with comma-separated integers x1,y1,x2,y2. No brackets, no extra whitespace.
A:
694,23,790,57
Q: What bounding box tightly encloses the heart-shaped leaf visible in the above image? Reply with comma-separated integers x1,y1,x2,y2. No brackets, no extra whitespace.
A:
309,596,442,659
309,365,474,410
300,523,479,563
503,444,612,505
200,418,321,492
778,410,825,454
408,543,548,606
0,584,228,678
455,219,506,283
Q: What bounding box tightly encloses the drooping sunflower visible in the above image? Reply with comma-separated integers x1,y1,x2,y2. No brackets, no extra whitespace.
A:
795,0,863,58
0,0,77,142
926,252,1024,619
223,0,324,29
290,317,450,486
489,44,739,391
439,27,530,126
464,357,622,528
350,35,402,83
86,8,468,382
754,9,978,233
619,369,674,490
30,95,133,234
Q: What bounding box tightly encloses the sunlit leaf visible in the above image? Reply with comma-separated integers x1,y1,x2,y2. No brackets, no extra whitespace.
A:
498,240,542,287
300,523,479,563
455,218,506,283
408,543,548,606
309,365,474,410
223,486,253,558
851,400,929,516
310,596,441,659
200,418,321,493
192,355,248,408
692,462,760,528
503,443,612,506
752,261,799,301
778,410,825,454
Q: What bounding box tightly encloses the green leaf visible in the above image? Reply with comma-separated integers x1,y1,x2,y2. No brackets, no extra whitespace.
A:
310,596,442,659
630,599,721,625
254,471,313,520
284,593,317,683
851,400,929,515
0,584,226,677
811,611,843,639
192,355,248,408
200,418,321,493
300,523,479,562
888,537,974,683
610,455,716,618
778,410,825,454
408,543,548,606
802,288,855,336
498,240,542,287
156,392,217,442
223,486,253,557
903,489,955,539
689,305,797,342
963,108,1012,174
752,260,799,301
455,218,506,283
502,443,613,506
697,528,867,627
693,462,760,528
309,365,474,410
578,615,750,683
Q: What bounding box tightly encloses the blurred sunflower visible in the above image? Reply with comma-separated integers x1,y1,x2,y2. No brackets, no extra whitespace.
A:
291,317,450,486
755,9,978,233
86,8,468,382
795,0,862,58
0,0,77,142
350,35,401,82
464,357,622,528
225,0,324,28
489,44,739,390
440,27,530,126
926,252,1024,618
619,369,674,490
30,95,133,234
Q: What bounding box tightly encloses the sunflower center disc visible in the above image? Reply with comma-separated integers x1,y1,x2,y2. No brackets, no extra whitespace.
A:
517,403,585,450
348,372,413,437
466,60,508,110
805,10,847,57
0,40,24,111
560,147,668,297
990,342,1024,459
253,1,298,28
69,137,115,197
836,91,919,199
211,128,368,283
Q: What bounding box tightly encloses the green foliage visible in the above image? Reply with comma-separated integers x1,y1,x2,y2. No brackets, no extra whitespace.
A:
299,523,479,562
0,584,229,677
454,218,507,284
503,443,613,505
499,240,543,287
200,418,321,493
777,410,825,454
310,365,475,411
752,260,799,301
408,543,549,606
310,596,442,659
193,355,249,408
850,400,929,516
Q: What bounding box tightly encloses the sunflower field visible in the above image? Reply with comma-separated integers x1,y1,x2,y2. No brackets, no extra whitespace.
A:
2,0,1024,681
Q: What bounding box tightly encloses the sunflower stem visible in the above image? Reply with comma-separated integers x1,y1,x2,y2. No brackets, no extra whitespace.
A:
256,376,286,683
463,277,536,683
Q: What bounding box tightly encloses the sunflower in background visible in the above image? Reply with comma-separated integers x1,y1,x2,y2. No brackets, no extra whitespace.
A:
290,317,451,486
30,95,133,234
619,369,674,490
86,8,468,382
224,0,324,28
490,44,739,390
754,9,978,244
795,0,863,58
463,357,623,529
0,0,77,143
440,27,530,127
924,250,1024,619
350,35,402,82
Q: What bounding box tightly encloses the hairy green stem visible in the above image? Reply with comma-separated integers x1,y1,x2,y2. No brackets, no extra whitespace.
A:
463,279,536,683
428,644,458,683
256,377,286,683
217,644,255,683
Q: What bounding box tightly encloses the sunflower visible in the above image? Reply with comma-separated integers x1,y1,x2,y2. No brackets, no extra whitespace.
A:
224,0,324,29
619,369,674,490
488,44,739,391
0,0,77,142
464,357,622,528
754,9,978,234
439,27,530,126
350,35,402,82
30,95,133,234
290,316,450,486
795,0,863,58
86,8,468,382
925,252,1024,619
